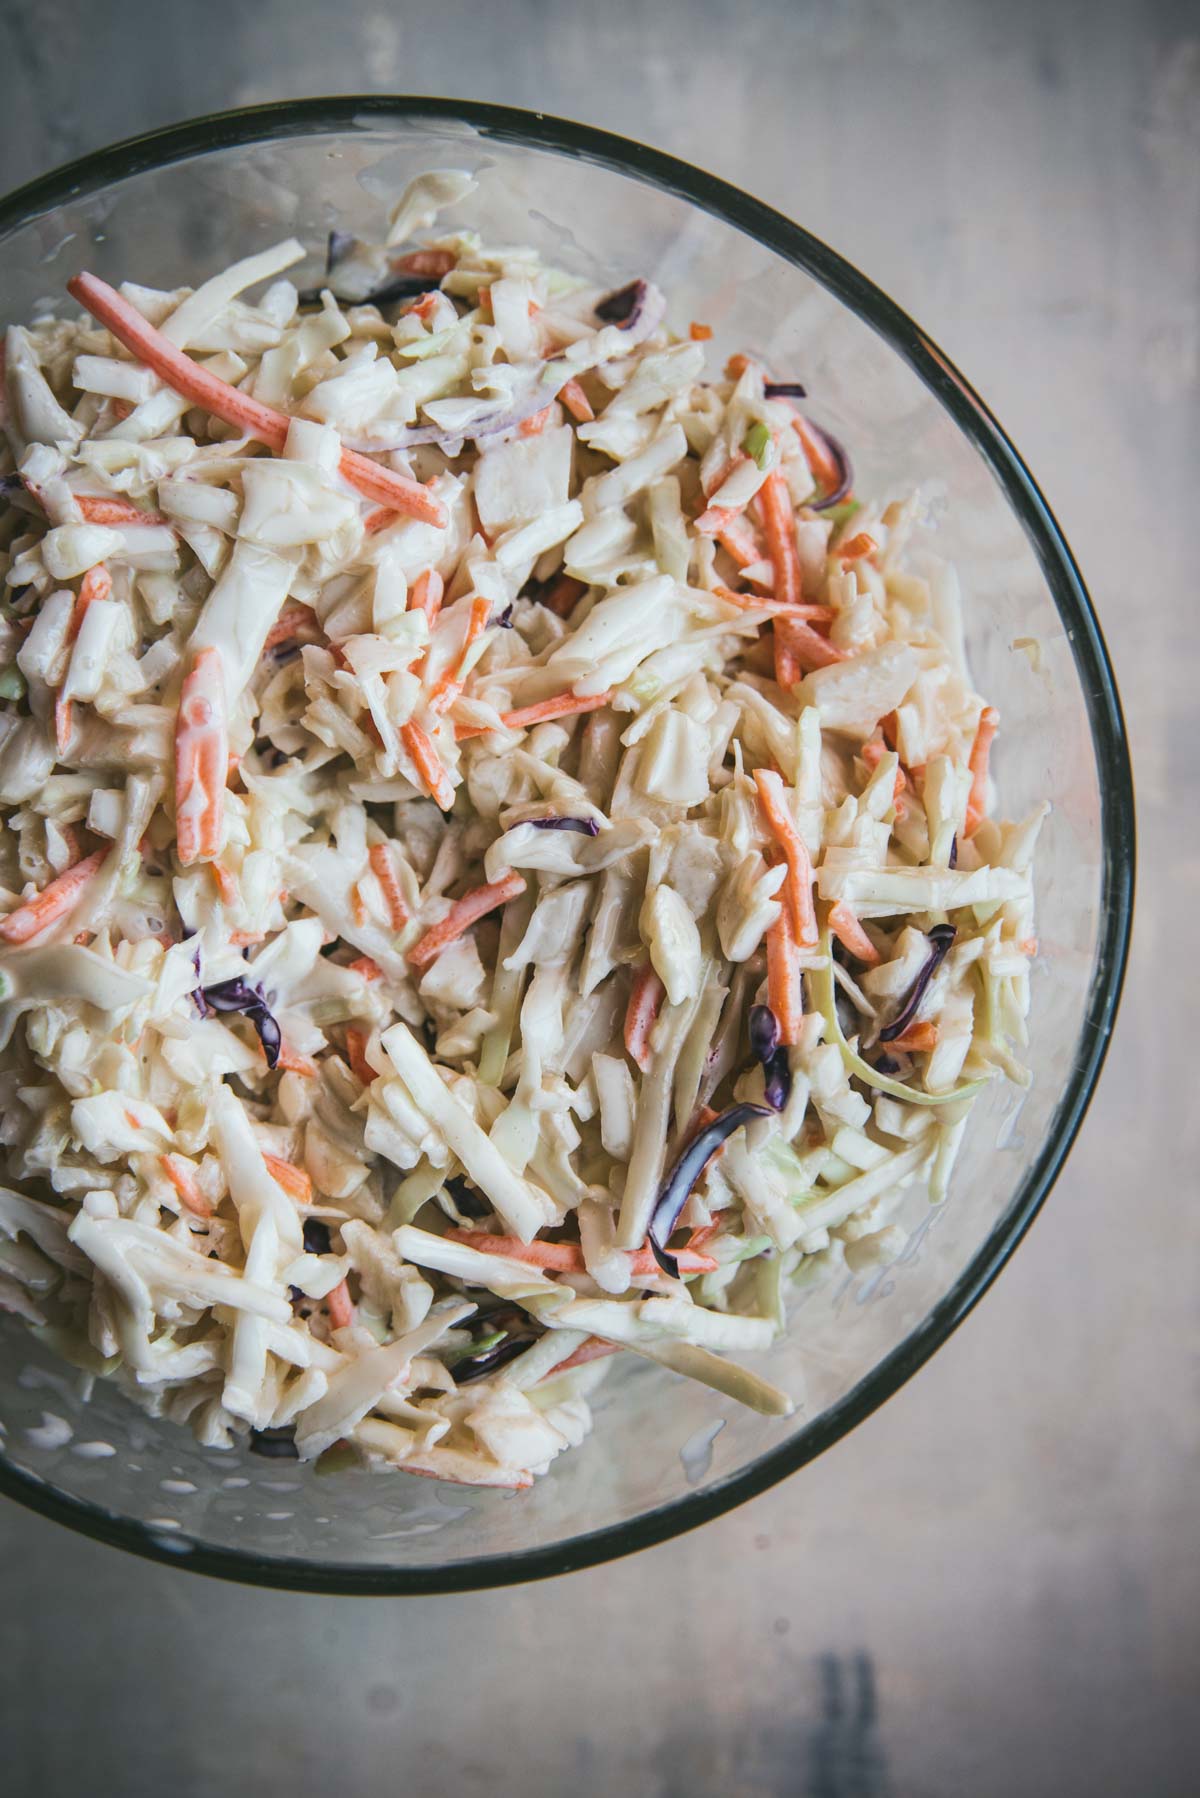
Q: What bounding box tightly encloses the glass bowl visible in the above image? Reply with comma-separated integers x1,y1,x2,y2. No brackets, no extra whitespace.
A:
0,98,1133,1592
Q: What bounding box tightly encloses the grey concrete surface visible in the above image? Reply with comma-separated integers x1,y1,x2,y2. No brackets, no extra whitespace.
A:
0,1,1196,1794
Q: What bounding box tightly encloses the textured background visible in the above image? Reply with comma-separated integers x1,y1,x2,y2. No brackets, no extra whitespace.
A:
0,1,1196,1793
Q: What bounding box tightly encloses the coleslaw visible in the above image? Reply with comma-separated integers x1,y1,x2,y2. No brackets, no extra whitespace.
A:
0,171,1046,1488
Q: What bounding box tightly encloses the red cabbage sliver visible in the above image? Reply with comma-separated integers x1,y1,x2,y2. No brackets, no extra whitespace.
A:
764,381,808,400
525,817,601,836
748,1003,791,1111
877,925,956,1044
594,279,647,326
649,1101,771,1277
199,976,282,1069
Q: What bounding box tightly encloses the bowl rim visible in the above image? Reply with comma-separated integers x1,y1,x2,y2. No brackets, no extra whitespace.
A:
0,95,1135,1595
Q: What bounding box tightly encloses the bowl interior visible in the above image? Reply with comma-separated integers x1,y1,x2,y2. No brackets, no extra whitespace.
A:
0,103,1131,1590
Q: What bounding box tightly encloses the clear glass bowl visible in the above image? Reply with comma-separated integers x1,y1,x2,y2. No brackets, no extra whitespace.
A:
0,99,1133,1592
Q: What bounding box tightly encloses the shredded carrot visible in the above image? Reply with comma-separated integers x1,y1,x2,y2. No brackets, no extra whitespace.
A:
409,568,444,626
0,849,105,944
262,603,320,653
766,907,804,1047
348,955,383,981
368,842,410,929
712,585,833,621
715,517,761,568
159,1154,213,1219
501,690,611,732
445,1231,718,1278
400,720,455,811
725,353,752,380
624,962,666,1072
75,493,165,527
548,1337,622,1376
965,706,999,834
262,1153,313,1203
889,1019,938,1053
54,563,113,754
539,574,586,619
690,321,714,341
827,900,882,968
210,859,239,907
276,1045,320,1078
349,884,369,929
1019,937,1038,957
363,506,398,534
686,1220,724,1253
774,614,845,678
791,413,845,492
326,1279,355,1329
753,768,818,947
392,248,457,279
838,531,878,563
759,469,802,607
344,1027,376,1087
558,377,594,423
228,929,266,946
428,595,490,712
518,404,553,437
175,647,227,865
407,871,527,970
67,272,446,527
861,736,908,810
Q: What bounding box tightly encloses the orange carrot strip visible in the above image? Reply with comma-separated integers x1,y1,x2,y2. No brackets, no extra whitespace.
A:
689,321,713,341
344,1027,376,1087
363,506,398,534
262,603,320,653
407,871,527,970
368,842,410,929
75,494,165,526
427,595,490,712
1019,937,1038,958
519,404,553,437
276,1045,320,1077
759,469,802,607
348,955,383,981
326,1279,355,1329
558,377,594,422
965,706,999,835
827,900,882,968
175,647,227,865
445,1231,717,1278
67,272,445,526
715,517,761,568
409,567,444,625
501,690,611,731
712,585,833,621
228,929,266,947
0,849,105,944
624,962,666,1073
262,1153,313,1203
391,249,456,278
791,413,844,491
209,861,238,907
159,1153,213,1219
766,907,804,1047
753,768,818,946
888,1019,938,1053
400,720,455,810
862,736,908,810
547,1337,622,1375
725,353,752,380
838,531,878,563
54,564,113,753
774,614,845,676
540,575,586,618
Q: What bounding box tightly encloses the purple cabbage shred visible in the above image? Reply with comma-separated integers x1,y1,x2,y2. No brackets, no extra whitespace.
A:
526,816,601,836
198,976,282,1068
594,279,647,327
649,1101,771,1277
748,1003,791,1112
763,381,808,399
877,924,956,1044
